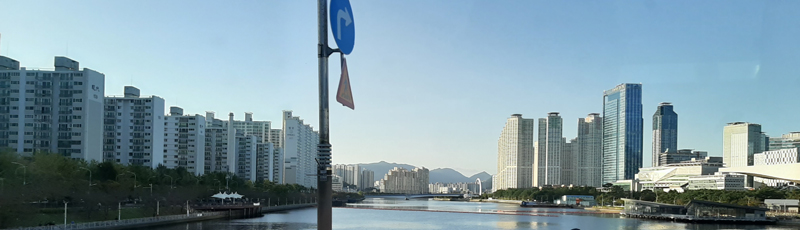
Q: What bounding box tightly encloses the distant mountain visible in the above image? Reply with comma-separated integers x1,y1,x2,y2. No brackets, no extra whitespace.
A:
468,172,492,182
358,161,416,182
429,168,469,183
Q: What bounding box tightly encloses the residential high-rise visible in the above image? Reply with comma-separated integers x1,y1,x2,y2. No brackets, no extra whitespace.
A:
103,86,165,168
204,112,229,173
378,167,429,194
226,113,282,183
282,111,319,188
577,113,603,187
652,102,678,167
360,169,375,190
0,56,105,161
561,138,578,185
723,122,764,168
495,114,534,191
234,132,258,182
602,83,643,183
536,112,563,186
163,106,206,175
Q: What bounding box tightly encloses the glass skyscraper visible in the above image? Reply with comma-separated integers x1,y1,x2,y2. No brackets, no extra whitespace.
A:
652,102,678,167
602,83,643,184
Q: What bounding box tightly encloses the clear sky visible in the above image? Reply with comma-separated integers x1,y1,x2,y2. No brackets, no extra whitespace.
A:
2,1,799,176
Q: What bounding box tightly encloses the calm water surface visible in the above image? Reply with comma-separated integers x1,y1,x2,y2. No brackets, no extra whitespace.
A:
151,198,795,230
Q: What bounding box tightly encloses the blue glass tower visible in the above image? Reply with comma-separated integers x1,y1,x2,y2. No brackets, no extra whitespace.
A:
652,102,678,167
602,83,643,184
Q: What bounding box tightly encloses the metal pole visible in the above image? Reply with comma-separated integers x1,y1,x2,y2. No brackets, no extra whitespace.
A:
157,201,160,216
64,202,67,227
118,202,121,220
317,0,333,229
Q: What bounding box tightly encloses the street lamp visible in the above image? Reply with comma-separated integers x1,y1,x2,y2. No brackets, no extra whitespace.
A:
79,167,93,187
12,162,26,185
122,171,137,188
165,175,174,189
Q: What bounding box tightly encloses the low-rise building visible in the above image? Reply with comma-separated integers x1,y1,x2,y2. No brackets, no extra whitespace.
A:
556,195,596,206
636,157,723,192
658,149,707,166
764,199,799,213
687,172,745,191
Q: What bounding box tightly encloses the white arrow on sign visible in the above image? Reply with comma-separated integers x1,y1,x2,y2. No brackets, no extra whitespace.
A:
336,8,352,40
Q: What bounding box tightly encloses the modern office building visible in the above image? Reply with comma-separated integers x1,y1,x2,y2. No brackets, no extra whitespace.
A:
163,106,205,175
576,113,603,187
360,169,375,190
769,132,800,151
652,102,678,167
536,112,563,186
658,149,708,166
723,122,765,168
379,167,429,194
282,111,319,188
495,114,535,191
0,56,105,161
103,86,165,168
602,83,643,183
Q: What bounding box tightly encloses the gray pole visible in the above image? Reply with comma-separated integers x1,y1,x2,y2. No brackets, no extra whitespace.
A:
317,0,333,229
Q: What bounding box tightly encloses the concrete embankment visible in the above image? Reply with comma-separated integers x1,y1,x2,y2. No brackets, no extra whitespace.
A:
8,204,316,230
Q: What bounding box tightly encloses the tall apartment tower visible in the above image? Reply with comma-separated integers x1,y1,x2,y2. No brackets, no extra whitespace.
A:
360,169,375,190
602,83,643,183
535,112,563,186
577,113,603,187
163,106,206,175
103,86,165,168
652,102,678,167
494,114,534,191
0,56,105,161
204,112,233,174
282,111,320,188
561,138,578,185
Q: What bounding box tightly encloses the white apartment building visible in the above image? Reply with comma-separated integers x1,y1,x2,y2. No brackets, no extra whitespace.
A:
282,111,319,188
204,112,235,174
495,114,534,192
163,106,205,175
256,142,283,183
379,167,429,194
103,86,165,168
536,112,563,186
333,164,364,189
234,132,258,182
0,56,104,161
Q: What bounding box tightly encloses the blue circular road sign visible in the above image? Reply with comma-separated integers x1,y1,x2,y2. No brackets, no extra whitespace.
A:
330,0,355,55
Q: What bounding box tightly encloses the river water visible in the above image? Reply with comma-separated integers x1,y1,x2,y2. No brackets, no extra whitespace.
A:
152,198,795,230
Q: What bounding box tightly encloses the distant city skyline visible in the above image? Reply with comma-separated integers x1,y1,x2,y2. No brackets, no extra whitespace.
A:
3,1,800,175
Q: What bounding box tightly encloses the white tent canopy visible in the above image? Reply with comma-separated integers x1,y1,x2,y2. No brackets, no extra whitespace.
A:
211,192,245,200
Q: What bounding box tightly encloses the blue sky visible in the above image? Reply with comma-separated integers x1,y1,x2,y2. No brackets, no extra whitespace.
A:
2,1,799,176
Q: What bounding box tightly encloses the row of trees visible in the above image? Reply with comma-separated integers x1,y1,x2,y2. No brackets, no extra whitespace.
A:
0,151,312,228
487,184,800,207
